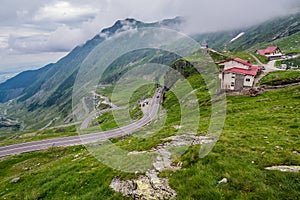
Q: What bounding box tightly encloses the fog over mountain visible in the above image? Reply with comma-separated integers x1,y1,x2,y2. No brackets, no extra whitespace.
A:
0,0,299,77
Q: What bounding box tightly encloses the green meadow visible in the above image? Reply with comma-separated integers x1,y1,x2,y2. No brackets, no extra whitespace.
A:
1,73,299,199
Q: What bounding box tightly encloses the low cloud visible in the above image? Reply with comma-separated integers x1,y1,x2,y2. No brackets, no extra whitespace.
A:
178,0,300,34
34,1,99,24
0,0,299,74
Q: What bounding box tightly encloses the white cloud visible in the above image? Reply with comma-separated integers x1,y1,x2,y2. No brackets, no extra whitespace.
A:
34,1,99,23
0,51,67,75
0,36,8,49
0,0,298,76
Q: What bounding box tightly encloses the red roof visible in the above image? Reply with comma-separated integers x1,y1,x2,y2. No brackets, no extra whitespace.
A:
215,60,228,65
216,58,253,68
256,46,279,55
232,58,253,67
223,66,259,76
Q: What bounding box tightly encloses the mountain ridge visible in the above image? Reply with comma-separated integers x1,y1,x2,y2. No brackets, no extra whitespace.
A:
1,13,300,131
0,17,185,130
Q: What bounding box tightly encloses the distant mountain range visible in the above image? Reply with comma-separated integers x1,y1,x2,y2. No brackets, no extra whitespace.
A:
0,13,299,131
194,12,300,53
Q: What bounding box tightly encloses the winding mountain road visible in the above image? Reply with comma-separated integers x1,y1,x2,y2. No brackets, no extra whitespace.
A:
0,88,163,158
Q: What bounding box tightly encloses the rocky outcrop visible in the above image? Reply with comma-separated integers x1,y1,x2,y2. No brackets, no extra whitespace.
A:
10,177,20,183
110,134,215,199
110,170,176,200
265,166,300,173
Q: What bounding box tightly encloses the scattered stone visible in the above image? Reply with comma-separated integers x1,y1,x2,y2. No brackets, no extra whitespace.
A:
173,162,182,168
172,125,182,130
265,166,300,173
218,178,228,184
110,134,217,199
10,177,20,183
110,171,176,200
110,177,136,197
256,98,271,102
264,136,268,139
248,87,264,97
292,150,300,155
153,148,173,172
128,151,148,155
251,161,255,164
163,135,215,146
272,106,283,111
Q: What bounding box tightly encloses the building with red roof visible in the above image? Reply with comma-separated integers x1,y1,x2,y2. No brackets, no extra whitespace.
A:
255,46,283,60
218,58,262,91
200,43,208,49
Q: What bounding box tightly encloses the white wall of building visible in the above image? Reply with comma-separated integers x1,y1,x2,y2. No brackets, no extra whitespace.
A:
244,75,254,87
221,73,255,90
222,73,236,90
223,61,250,70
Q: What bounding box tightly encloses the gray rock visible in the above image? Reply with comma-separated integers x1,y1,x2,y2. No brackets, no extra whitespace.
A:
265,166,300,173
10,177,20,183
110,171,176,200
218,178,228,184
110,134,216,199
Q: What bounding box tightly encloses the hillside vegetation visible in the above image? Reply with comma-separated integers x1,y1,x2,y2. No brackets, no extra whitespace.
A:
260,71,300,86
1,13,300,132
1,78,299,199
276,57,300,67
0,17,183,131
248,31,300,54
227,13,300,52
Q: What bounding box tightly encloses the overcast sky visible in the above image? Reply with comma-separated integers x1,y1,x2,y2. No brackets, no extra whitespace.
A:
0,0,299,78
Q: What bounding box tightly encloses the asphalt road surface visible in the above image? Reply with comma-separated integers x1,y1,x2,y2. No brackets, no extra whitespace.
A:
0,88,163,158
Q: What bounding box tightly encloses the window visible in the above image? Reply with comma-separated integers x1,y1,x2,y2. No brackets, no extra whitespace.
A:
246,78,251,82
231,82,235,87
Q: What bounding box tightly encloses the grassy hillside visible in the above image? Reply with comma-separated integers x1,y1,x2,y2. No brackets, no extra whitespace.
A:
248,31,300,54
223,52,256,64
208,51,268,66
1,13,300,132
227,13,300,52
1,76,299,199
260,71,300,86
0,126,77,147
168,85,300,199
194,13,300,53
100,49,180,84
276,57,300,67
193,30,241,51
0,64,53,103
0,146,131,200
0,17,183,132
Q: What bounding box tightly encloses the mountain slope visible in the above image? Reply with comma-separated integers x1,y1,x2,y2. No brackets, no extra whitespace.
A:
0,17,185,130
227,12,300,52
0,64,53,103
1,13,300,131
192,12,300,53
